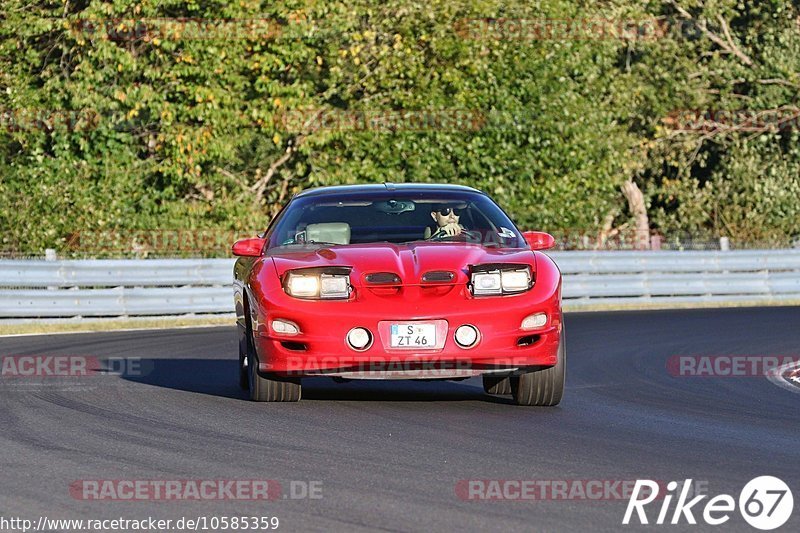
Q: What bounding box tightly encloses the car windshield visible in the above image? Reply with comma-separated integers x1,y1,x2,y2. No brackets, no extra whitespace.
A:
266,190,526,249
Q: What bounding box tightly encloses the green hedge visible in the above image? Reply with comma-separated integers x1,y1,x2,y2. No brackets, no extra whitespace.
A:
2,0,799,255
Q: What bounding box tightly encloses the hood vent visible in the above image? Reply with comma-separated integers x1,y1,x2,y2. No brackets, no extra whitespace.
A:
365,272,401,285
422,271,455,283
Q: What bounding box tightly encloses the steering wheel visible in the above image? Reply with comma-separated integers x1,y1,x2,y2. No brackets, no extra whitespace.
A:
429,229,482,242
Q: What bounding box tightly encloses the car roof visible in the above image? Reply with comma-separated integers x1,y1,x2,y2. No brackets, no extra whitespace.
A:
294,183,484,199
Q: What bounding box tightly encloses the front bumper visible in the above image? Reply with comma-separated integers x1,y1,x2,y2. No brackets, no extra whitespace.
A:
250,277,562,379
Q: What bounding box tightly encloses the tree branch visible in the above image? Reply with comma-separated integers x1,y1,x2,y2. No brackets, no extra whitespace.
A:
667,1,753,66
621,180,650,250
757,78,800,88
250,135,305,206
716,14,753,67
215,166,248,190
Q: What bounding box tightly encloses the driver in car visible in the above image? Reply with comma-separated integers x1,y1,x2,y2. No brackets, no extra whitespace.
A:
428,204,467,239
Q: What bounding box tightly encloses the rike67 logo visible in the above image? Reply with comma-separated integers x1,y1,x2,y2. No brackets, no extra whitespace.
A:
623,477,794,530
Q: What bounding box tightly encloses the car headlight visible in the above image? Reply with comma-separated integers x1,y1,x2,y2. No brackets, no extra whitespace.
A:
285,269,352,299
319,273,350,299
501,269,531,292
470,265,532,296
471,272,503,295
287,274,320,298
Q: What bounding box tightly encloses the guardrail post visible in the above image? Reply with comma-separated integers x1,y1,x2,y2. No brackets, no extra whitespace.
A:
719,237,730,251
45,249,57,291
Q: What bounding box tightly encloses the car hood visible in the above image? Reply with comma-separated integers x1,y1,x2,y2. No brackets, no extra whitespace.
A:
269,242,535,285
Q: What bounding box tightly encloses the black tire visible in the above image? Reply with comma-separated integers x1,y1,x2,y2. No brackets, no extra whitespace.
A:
239,325,250,390
239,298,300,401
248,349,302,402
510,329,566,406
239,301,252,391
239,353,249,390
482,375,511,395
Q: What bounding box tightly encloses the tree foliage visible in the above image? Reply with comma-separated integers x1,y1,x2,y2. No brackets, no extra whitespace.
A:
1,0,798,254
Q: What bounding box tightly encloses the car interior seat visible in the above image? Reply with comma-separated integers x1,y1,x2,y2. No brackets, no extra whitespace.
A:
305,222,351,245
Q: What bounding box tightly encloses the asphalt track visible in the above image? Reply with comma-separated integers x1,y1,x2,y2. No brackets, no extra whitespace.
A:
1,307,798,532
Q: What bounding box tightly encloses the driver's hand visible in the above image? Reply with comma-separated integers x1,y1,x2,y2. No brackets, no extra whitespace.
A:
441,223,463,236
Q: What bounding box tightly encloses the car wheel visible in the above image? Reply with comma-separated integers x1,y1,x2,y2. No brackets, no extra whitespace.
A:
247,341,301,402
482,375,511,395
510,329,566,406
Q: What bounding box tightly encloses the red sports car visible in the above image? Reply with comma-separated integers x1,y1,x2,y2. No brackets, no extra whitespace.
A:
232,184,564,405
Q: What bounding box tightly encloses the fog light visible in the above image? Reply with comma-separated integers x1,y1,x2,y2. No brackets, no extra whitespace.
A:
347,327,372,350
272,319,300,335
454,325,479,348
521,313,547,330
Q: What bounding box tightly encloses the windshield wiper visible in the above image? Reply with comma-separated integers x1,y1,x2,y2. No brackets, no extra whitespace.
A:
305,240,343,246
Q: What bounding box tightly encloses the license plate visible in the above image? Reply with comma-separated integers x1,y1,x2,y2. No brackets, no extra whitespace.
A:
390,323,436,348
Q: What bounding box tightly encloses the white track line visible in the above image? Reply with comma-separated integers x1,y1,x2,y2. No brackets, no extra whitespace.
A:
0,322,234,338
766,360,800,394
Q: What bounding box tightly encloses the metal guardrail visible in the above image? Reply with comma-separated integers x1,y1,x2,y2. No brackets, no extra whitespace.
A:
0,259,232,288
0,259,232,317
551,250,800,307
1,250,799,317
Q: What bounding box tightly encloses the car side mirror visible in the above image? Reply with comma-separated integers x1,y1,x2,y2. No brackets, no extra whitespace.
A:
522,231,555,251
232,237,266,257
